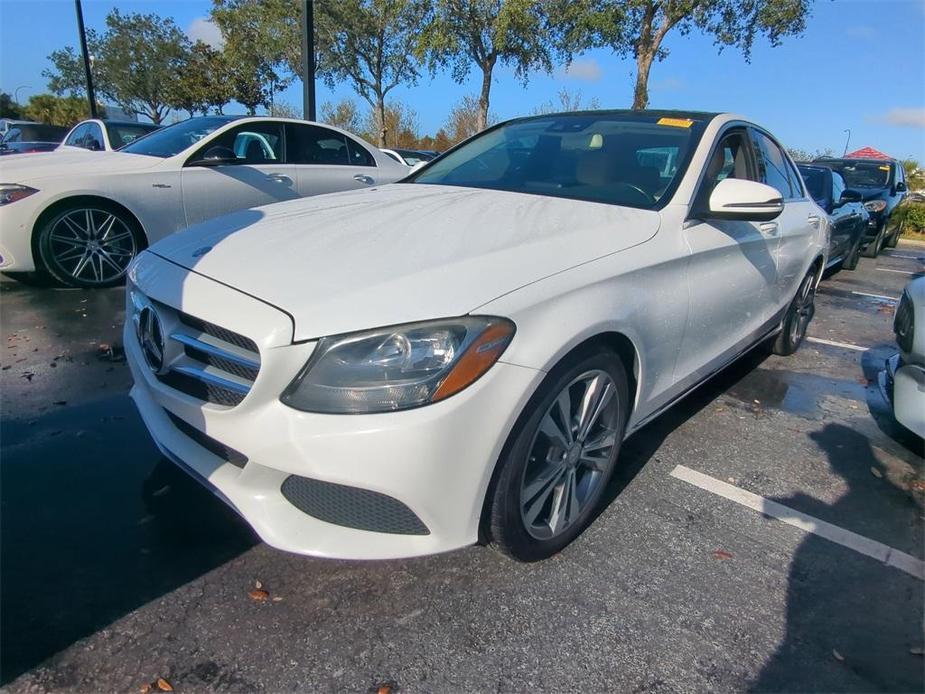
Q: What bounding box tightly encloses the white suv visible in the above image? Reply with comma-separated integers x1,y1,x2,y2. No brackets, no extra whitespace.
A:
125,110,826,562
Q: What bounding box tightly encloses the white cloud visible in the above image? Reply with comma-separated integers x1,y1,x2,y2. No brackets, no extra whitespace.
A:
870,108,925,128
561,59,603,82
187,17,224,49
650,77,685,92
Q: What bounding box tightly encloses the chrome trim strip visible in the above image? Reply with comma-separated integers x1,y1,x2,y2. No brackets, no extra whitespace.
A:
170,332,260,371
171,364,252,394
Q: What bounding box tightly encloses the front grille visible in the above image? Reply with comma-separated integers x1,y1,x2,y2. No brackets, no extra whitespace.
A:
166,410,247,468
281,476,430,535
894,290,914,354
131,291,261,407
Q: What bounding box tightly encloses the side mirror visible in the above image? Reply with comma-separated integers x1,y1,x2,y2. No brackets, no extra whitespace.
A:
839,189,863,204
189,145,239,166
707,178,784,221
895,181,907,193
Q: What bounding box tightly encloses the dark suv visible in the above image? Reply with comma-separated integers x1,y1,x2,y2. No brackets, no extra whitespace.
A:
813,157,907,257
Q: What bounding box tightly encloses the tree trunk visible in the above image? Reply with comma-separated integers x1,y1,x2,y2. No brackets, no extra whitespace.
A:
374,96,387,148
477,57,496,132
632,52,654,110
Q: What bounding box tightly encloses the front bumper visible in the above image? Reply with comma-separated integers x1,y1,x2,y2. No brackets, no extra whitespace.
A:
0,196,39,271
879,353,925,438
126,253,543,559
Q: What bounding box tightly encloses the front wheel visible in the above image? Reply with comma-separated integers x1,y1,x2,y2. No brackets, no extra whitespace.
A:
885,218,903,248
485,349,629,562
36,202,143,288
772,269,817,356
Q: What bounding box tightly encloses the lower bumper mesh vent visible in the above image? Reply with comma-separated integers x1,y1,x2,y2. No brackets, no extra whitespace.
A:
281,476,429,535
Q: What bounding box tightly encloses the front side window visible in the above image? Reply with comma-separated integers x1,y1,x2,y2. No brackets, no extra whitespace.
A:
831,171,846,202
408,113,706,209
699,130,754,204
752,130,800,199
797,165,826,203
5,128,21,143
191,122,283,164
66,124,89,147
122,117,238,158
86,123,104,150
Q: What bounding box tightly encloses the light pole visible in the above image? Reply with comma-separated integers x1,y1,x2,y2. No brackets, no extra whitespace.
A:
14,85,31,105
842,129,851,156
74,0,98,119
300,0,316,121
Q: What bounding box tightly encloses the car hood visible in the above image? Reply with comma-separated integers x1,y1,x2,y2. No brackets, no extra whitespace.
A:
0,150,163,181
149,184,660,341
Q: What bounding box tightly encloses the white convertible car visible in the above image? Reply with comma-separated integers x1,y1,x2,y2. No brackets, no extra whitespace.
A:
0,116,406,287
125,110,827,561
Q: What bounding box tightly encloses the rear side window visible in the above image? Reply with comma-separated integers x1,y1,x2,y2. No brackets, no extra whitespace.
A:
751,130,801,199
286,123,375,166
66,124,89,147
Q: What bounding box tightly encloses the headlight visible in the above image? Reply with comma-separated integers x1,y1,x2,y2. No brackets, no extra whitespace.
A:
0,184,39,206
864,200,887,213
281,316,515,414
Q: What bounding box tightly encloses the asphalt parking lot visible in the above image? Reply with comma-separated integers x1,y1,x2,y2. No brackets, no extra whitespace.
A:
1,244,923,693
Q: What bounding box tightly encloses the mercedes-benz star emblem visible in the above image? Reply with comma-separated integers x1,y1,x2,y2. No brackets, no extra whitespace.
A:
137,306,166,373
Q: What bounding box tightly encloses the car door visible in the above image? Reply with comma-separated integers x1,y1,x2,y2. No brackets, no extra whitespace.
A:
828,171,858,259
676,127,781,384
749,128,819,306
180,121,299,228
284,123,380,196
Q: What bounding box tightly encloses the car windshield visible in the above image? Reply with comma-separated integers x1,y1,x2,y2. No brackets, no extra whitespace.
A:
823,160,892,188
407,112,705,209
395,149,434,165
20,125,67,142
797,166,826,201
107,123,161,149
119,117,238,158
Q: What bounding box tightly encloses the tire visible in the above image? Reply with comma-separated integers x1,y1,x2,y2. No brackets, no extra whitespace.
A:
861,224,884,258
486,348,629,562
842,236,862,271
36,201,143,288
772,268,817,356
886,218,903,248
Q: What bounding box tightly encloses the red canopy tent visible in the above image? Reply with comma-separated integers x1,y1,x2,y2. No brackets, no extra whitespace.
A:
845,146,892,160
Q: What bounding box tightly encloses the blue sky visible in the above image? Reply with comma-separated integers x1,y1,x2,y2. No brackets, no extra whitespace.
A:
1,0,923,159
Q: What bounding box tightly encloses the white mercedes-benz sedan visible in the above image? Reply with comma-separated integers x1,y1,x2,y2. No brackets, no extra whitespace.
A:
125,110,827,562
0,116,406,288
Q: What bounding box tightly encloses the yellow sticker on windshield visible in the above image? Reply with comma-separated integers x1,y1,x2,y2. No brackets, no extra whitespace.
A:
879,165,891,171
657,117,694,128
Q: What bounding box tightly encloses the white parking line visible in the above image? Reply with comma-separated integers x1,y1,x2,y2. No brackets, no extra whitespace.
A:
852,290,898,302
882,252,922,260
670,465,925,580
806,336,868,352
877,268,914,275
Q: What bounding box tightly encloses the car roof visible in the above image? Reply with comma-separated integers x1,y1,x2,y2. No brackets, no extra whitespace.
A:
505,109,723,126
101,120,161,127
814,156,897,165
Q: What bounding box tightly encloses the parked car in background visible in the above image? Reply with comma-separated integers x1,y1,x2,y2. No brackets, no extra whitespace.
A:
380,148,437,166
797,163,868,272
59,119,161,152
0,118,33,137
0,123,68,155
880,276,925,438
0,115,407,288
813,157,907,256
125,110,826,562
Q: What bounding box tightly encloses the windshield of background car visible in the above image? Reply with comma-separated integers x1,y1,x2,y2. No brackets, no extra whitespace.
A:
797,166,827,202
119,117,237,158
395,149,434,165
825,160,892,188
108,123,161,149
407,113,706,209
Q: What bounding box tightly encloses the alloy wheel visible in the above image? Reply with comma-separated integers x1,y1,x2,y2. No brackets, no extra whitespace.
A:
46,208,137,285
789,273,816,345
519,369,620,540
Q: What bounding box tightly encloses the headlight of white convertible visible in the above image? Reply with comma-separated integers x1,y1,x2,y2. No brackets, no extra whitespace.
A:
281,316,516,414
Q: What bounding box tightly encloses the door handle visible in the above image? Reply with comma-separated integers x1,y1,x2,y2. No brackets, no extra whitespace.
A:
806,215,821,228
353,174,375,185
759,222,779,236
266,173,292,184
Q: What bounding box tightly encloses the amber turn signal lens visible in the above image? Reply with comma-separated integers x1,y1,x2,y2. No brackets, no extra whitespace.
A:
432,321,515,402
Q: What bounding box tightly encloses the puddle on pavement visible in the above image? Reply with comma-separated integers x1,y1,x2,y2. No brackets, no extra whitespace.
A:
725,367,867,418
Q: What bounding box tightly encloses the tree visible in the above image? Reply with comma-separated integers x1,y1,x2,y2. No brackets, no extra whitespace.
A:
167,41,232,117
417,1,564,131
533,88,601,115
320,99,363,133
269,101,301,118
22,94,104,126
443,94,496,145
44,9,190,123
786,146,834,162
315,0,430,147
575,0,812,110
903,159,924,191
362,100,421,147
0,93,23,119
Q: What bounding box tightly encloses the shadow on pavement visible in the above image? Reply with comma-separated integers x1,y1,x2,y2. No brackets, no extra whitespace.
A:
750,423,924,693
0,398,256,684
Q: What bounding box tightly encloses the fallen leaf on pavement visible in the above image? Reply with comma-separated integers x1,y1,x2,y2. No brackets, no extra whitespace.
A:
254,579,263,590
833,649,845,662
870,467,883,479
377,686,392,694
249,589,269,602
712,550,733,560
156,678,173,692
272,596,284,602
140,684,151,694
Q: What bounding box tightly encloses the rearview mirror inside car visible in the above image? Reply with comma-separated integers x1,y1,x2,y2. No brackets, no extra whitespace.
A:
707,178,784,222
190,145,239,166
